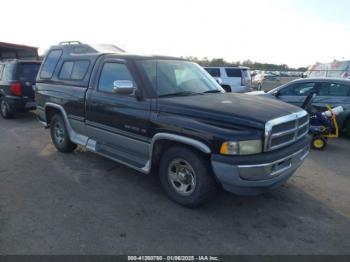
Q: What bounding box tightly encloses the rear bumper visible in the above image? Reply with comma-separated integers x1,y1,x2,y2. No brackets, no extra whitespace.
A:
6,95,36,112
211,136,310,195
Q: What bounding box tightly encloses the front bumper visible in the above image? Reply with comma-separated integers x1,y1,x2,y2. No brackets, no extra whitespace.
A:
211,136,310,195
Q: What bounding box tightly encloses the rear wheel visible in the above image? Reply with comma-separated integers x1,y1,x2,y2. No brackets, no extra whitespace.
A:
50,114,77,153
159,146,217,207
0,98,14,119
221,85,231,92
312,136,327,150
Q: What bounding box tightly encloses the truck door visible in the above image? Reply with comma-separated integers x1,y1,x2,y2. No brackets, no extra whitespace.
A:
85,58,151,168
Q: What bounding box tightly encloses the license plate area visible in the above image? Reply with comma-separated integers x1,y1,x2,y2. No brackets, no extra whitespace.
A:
25,101,36,109
271,158,292,176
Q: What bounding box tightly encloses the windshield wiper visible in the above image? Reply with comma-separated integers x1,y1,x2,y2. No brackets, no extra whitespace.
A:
158,91,202,98
203,89,222,94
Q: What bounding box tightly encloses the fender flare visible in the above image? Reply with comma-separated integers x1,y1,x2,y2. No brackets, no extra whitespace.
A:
150,133,211,155
44,102,89,146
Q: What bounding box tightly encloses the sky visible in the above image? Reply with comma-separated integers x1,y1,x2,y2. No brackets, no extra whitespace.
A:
1,0,349,68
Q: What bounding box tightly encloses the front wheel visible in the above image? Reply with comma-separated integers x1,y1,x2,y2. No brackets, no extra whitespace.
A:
312,136,327,150
0,98,14,119
159,146,217,207
50,114,77,153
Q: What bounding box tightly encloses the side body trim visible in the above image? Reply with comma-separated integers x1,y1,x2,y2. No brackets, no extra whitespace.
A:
42,103,211,174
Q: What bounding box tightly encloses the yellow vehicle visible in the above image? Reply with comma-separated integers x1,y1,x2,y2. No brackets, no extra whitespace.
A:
310,105,341,150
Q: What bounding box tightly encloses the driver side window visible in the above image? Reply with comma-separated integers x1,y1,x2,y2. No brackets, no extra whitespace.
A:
280,82,315,96
98,62,135,94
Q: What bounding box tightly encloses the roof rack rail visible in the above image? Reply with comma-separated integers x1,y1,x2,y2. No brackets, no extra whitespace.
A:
58,41,82,46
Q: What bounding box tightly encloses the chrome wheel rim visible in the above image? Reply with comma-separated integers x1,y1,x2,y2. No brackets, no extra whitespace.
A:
53,122,65,144
167,159,196,196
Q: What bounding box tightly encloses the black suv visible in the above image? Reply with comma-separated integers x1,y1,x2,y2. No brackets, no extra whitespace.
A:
35,42,310,207
0,59,41,118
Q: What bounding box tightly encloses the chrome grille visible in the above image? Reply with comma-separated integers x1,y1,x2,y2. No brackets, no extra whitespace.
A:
264,111,309,151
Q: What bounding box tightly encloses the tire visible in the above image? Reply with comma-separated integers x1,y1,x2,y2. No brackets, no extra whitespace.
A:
221,85,231,92
50,114,77,153
312,136,327,150
0,98,14,119
159,146,217,207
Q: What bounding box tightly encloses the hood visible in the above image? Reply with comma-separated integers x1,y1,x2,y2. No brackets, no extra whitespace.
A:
157,93,303,129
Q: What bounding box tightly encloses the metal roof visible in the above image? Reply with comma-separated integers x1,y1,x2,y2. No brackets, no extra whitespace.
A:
0,41,39,61
0,41,38,51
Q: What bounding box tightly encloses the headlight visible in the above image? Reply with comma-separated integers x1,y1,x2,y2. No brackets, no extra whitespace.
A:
220,140,262,155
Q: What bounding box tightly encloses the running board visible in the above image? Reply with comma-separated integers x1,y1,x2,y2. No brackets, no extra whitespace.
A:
85,138,151,174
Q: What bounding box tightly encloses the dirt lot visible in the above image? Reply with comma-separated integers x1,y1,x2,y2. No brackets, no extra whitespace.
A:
0,112,350,255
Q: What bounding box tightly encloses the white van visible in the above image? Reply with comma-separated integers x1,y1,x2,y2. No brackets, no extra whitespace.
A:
204,67,252,93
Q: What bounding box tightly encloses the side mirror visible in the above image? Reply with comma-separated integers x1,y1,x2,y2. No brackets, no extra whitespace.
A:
113,80,135,95
214,77,223,85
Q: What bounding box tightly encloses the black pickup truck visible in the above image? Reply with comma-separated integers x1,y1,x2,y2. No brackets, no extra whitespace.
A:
35,42,310,207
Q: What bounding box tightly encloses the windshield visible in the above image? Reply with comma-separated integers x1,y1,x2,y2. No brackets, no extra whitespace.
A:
136,59,224,97
17,63,41,82
268,84,286,94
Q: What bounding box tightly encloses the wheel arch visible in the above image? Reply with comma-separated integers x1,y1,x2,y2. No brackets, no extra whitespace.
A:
43,102,88,146
45,104,63,126
150,133,211,168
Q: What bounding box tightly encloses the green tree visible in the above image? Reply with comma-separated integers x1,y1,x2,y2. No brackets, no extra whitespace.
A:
184,57,305,71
